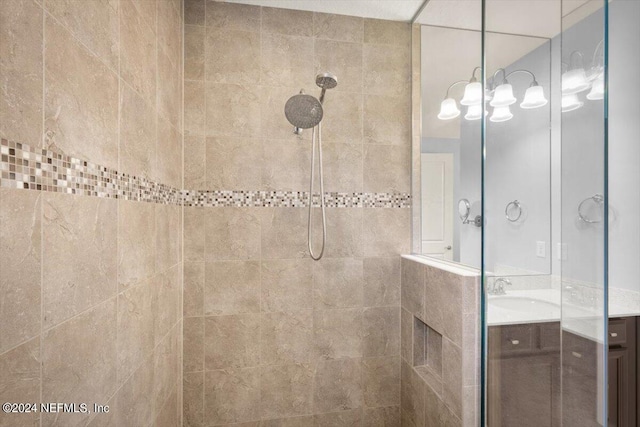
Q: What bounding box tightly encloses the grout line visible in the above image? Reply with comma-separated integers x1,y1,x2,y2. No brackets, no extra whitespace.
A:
39,2,45,426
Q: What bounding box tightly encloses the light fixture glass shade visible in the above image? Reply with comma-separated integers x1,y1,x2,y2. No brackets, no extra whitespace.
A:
490,106,513,122
485,89,493,102
437,98,460,120
489,83,517,107
460,81,482,106
520,85,548,109
586,74,604,100
464,104,487,121
561,68,591,94
561,93,584,112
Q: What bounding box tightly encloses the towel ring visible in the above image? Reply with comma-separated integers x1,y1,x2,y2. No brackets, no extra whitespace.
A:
578,194,604,223
505,200,522,222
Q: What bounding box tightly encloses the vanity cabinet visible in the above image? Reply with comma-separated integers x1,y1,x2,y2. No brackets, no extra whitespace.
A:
488,318,637,427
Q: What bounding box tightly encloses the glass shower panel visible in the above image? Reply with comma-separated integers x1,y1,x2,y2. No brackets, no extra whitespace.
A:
483,2,558,423
560,1,608,426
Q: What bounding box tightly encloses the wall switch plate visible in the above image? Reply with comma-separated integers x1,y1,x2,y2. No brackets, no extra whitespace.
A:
557,243,568,260
536,241,546,258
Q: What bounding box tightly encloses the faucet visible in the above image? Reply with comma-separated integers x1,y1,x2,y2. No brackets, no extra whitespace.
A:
488,277,512,295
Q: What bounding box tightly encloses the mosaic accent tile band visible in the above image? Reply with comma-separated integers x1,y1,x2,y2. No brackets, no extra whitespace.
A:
1,138,411,208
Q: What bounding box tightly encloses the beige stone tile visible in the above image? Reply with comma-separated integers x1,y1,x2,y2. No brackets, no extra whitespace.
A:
117,280,154,384
205,28,260,85
260,310,313,365
261,259,313,312
185,25,205,80
205,1,260,31
204,314,260,369
462,312,480,387
312,208,363,258
119,84,156,178
363,307,400,358
261,33,314,90
0,0,43,146
45,0,119,70
185,0,205,26
400,308,413,364
362,406,400,426
321,91,364,145
463,276,480,315
426,327,443,377
204,207,260,260
313,308,362,360
363,257,400,307
313,409,363,426
120,0,156,103
45,17,118,168
155,117,182,188
401,258,424,318
260,416,314,427
183,316,204,372
400,360,425,427
206,137,262,190
424,382,462,427
413,319,426,367
153,264,181,343
363,44,410,97
157,49,182,133
442,338,463,418
156,204,182,271
312,258,363,309
426,267,463,346
363,145,410,193
152,325,180,416
363,95,411,146
127,0,156,32
364,19,411,46
260,364,313,419
321,142,363,193
260,208,308,259
313,12,363,43
185,80,206,135
313,358,363,413
118,200,156,289
184,207,205,262
42,298,117,426
115,353,155,427
87,394,117,427
185,135,207,189
0,189,41,354
183,371,204,427
0,337,40,427
206,82,261,137
42,193,117,329
204,261,260,315
260,85,307,140
157,0,182,67
184,261,205,316
362,356,400,408
261,138,311,192
155,389,179,427
262,7,312,37
363,208,411,258
204,368,260,425
314,39,363,94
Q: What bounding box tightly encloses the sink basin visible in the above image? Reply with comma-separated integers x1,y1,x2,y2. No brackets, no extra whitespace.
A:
489,296,560,313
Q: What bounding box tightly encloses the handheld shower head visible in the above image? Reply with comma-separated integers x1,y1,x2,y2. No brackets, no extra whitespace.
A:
284,91,323,130
316,72,338,104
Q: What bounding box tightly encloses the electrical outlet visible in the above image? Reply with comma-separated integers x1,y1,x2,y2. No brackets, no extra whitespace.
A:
536,241,546,258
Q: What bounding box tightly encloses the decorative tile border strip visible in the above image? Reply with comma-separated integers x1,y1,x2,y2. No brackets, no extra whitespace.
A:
0,138,410,208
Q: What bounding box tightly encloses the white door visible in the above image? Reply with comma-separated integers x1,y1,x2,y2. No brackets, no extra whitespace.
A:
421,153,454,260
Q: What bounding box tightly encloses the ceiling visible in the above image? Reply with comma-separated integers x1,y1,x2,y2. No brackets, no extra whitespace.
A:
224,0,426,21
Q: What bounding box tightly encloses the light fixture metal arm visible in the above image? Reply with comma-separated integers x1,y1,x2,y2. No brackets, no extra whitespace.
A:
444,80,469,99
504,69,539,87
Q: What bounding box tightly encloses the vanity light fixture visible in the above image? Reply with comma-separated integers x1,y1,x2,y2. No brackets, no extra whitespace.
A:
438,97,461,120
520,85,548,109
586,73,605,100
490,106,514,123
465,104,487,121
561,93,584,112
460,67,483,106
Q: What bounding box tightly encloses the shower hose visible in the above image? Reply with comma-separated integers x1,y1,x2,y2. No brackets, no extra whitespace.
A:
308,122,327,260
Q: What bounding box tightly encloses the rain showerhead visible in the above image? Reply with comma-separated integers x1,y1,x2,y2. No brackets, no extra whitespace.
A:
284,91,323,130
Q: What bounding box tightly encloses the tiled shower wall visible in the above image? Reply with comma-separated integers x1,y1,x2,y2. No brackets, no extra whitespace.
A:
181,1,411,426
0,1,183,426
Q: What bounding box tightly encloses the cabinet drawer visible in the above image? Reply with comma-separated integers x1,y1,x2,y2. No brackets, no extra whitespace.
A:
608,318,627,346
491,324,535,355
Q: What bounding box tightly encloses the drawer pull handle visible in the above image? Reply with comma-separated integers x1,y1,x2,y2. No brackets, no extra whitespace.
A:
572,351,582,358
610,332,618,338
509,339,520,345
